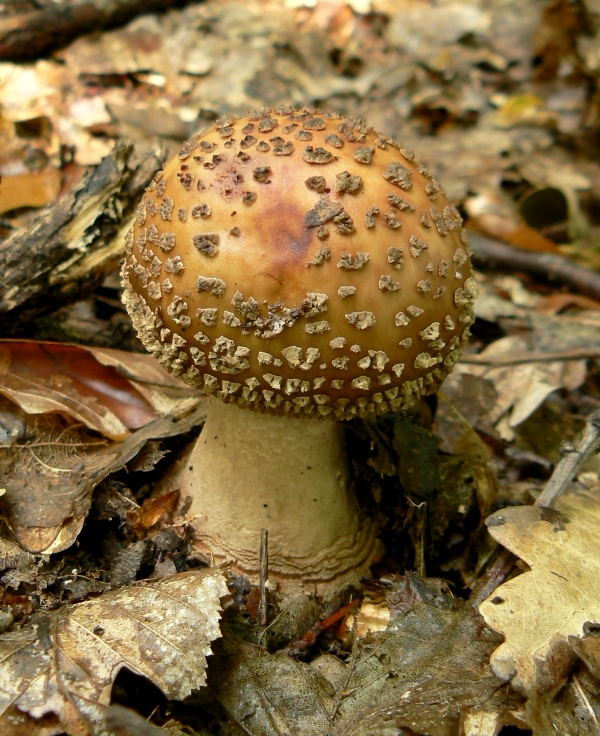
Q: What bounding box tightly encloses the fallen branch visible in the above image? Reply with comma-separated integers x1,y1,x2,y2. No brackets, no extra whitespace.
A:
0,0,189,62
469,233,600,302
0,140,166,335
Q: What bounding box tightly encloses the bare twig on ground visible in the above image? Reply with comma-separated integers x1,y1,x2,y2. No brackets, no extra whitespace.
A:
469,233,600,302
0,141,166,334
535,410,600,508
0,0,189,62
472,410,600,604
258,528,268,626
470,548,516,607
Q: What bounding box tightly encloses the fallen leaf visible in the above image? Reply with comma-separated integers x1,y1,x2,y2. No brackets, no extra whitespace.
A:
212,583,515,736
536,292,600,313
479,492,600,695
0,168,61,215
333,601,514,736
212,630,335,735
342,600,390,638
129,490,180,530
88,345,203,420
491,93,555,128
570,628,600,682
0,341,160,441
0,339,207,553
0,402,206,554
392,413,495,554
504,223,561,254
457,310,596,438
464,189,560,253
526,671,600,735
0,533,33,573
0,569,228,736
434,375,498,456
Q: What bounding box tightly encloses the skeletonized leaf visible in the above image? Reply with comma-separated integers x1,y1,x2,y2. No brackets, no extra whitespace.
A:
0,403,206,554
0,569,228,736
334,603,507,735
479,492,600,695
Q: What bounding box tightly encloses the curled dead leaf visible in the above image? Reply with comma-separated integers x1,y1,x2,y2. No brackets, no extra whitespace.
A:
0,340,206,554
0,340,160,441
0,403,206,554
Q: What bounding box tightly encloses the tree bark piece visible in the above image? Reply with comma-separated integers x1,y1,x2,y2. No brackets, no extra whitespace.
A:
0,0,189,62
0,141,166,335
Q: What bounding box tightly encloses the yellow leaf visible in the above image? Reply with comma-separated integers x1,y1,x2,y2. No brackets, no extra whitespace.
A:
479,493,600,694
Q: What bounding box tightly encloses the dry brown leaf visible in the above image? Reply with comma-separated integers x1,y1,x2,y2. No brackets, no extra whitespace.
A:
87,346,203,420
212,630,335,735
0,341,160,441
0,532,33,572
0,402,206,554
504,223,561,253
434,375,498,456
0,340,207,553
213,589,513,736
0,569,228,736
457,310,597,439
479,492,600,695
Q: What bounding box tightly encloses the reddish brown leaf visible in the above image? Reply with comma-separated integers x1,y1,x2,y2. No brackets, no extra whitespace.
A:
536,292,600,313
0,340,159,440
130,490,180,530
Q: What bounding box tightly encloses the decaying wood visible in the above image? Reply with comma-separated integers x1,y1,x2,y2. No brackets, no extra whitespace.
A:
0,141,166,335
0,0,189,62
470,233,600,302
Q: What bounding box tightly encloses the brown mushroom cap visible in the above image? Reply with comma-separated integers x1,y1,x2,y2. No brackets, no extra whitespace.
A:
122,105,477,419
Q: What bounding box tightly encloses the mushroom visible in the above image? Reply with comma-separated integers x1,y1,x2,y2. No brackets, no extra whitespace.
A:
121,105,477,593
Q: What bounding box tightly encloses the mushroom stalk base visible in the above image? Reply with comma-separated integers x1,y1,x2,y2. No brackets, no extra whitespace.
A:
168,397,381,593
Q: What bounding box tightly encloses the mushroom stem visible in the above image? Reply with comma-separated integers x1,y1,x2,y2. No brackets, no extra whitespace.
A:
169,397,380,592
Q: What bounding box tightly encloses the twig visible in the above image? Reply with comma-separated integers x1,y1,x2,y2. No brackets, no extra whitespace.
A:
258,528,268,627
469,548,516,607
462,348,600,367
469,233,600,302
0,0,190,62
573,675,600,732
328,604,359,733
471,409,600,604
535,409,600,508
